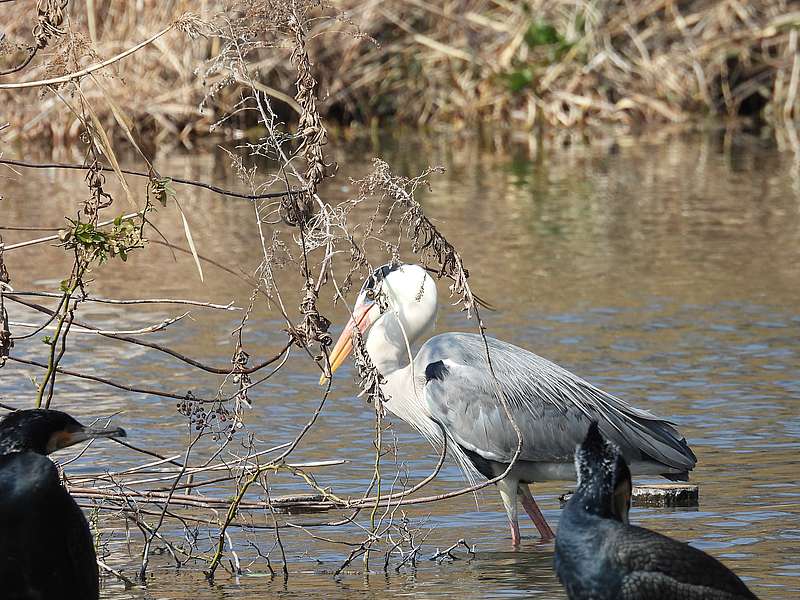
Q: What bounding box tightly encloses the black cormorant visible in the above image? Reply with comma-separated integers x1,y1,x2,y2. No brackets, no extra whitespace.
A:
0,408,126,600
554,422,757,600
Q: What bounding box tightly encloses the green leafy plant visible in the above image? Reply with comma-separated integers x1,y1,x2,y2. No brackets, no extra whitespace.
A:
150,176,176,207
524,21,561,47
61,216,144,263
504,67,535,93
501,21,576,94
525,20,574,59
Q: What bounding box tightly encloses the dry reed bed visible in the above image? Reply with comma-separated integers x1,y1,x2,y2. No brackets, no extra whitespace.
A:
0,0,797,145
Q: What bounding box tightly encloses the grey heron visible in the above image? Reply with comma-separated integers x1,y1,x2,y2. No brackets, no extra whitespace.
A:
555,422,755,599
322,263,696,545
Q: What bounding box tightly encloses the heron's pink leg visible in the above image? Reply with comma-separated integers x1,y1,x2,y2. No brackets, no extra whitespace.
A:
509,518,521,547
519,484,555,540
498,478,522,547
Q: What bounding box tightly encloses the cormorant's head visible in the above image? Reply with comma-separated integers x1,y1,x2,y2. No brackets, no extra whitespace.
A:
574,421,632,523
0,409,126,456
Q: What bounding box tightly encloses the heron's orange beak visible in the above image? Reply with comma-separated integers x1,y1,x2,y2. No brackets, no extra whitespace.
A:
319,301,376,385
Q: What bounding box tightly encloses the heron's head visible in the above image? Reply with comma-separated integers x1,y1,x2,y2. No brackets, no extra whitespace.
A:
0,408,126,456
321,263,437,383
574,421,632,523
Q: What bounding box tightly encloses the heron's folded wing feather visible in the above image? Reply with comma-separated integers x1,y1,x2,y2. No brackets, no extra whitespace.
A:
418,333,696,471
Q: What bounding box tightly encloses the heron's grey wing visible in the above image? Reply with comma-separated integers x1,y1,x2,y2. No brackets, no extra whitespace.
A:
612,526,758,600
421,357,580,462
417,333,696,471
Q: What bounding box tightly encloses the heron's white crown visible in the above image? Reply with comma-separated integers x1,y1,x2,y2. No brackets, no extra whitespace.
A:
358,263,438,374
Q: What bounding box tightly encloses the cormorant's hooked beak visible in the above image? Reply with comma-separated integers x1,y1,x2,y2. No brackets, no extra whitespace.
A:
47,423,127,454
319,300,378,385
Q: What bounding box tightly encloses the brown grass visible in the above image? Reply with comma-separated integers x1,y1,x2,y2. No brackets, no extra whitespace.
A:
0,0,798,145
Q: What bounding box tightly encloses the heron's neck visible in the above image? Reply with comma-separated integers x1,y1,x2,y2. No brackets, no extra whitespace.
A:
365,313,420,378
366,332,413,377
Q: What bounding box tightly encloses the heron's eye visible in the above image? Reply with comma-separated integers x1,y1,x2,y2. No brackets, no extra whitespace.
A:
365,288,376,300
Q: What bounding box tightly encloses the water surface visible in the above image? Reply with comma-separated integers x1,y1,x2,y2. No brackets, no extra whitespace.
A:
2,131,799,598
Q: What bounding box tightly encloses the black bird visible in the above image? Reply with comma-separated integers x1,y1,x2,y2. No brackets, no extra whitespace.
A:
554,422,758,600
0,408,126,600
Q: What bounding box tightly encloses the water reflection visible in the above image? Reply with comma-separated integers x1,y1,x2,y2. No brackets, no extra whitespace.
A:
1,131,799,598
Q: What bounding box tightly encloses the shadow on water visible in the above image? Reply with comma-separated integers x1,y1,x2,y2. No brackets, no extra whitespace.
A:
469,548,560,596
2,130,800,598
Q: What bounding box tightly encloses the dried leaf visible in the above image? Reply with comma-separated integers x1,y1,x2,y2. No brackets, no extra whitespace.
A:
77,87,136,207
90,74,153,169
175,199,204,282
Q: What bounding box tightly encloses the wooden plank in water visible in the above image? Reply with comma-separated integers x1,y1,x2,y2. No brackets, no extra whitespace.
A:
270,493,341,514
559,483,699,508
632,483,699,507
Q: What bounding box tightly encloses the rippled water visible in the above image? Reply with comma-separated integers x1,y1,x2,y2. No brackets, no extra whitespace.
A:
2,131,800,598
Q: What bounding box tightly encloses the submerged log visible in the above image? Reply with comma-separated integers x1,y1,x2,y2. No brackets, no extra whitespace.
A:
559,483,699,508
270,493,342,514
631,483,699,507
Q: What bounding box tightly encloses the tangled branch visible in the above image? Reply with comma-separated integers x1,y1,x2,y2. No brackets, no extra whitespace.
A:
0,1,512,586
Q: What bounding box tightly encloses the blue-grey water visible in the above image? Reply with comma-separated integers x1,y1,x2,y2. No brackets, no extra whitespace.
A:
1,131,799,598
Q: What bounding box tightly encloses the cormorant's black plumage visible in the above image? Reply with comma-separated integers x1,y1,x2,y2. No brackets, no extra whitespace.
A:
0,409,125,600
554,422,758,600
